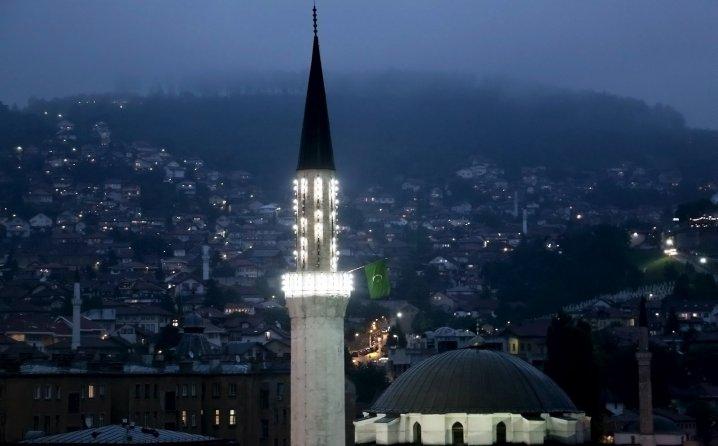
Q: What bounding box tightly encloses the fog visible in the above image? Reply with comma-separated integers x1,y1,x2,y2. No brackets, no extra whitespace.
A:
1,0,716,128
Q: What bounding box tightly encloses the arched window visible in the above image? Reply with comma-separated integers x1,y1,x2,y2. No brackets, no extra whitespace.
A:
496,421,507,444
452,422,464,445
413,422,422,445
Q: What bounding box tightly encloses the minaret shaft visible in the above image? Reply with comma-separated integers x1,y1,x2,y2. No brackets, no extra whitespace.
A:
636,297,655,446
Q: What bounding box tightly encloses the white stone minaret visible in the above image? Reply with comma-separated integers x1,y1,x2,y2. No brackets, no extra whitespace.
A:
202,245,210,281
282,7,353,446
71,279,81,350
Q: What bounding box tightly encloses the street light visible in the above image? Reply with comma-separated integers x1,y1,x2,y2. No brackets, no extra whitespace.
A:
700,257,708,264
396,312,402,319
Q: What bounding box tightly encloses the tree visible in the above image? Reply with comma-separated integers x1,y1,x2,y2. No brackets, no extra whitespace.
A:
545,313,603,438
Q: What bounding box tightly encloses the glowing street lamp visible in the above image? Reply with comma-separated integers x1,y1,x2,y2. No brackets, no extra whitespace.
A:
700,257,708,264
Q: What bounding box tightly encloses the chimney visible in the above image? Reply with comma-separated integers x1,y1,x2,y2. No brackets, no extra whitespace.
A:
71,279,81,351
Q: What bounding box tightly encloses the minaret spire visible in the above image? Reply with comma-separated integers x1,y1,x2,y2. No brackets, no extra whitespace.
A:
297,2,335,171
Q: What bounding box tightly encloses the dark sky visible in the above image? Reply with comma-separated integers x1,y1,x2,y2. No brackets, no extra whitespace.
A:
1,1,717,128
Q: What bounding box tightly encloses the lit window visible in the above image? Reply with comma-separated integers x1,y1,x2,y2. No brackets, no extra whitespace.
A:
181,410,188,428
87,385,95,399
229,409,237,426
213,409,221,427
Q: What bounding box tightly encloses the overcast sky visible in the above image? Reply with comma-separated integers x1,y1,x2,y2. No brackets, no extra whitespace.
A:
1,1,717,128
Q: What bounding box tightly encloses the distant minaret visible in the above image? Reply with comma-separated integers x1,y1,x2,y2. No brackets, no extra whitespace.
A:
513,192,519,218
636,297,655,446
202,245,210,281
282,6,353,446
71,275,82,351
522,208,528,235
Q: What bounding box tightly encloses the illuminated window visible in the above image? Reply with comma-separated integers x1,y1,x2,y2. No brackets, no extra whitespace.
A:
87,385,95,399
181,410,188,428
213,409,220,427
229,409,237,426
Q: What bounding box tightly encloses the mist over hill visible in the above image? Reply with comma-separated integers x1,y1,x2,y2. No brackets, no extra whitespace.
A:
10,73,718,194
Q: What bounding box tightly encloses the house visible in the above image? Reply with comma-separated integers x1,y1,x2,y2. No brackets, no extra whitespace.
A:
113,305,174,334
4,217,30,238
29,213,53,231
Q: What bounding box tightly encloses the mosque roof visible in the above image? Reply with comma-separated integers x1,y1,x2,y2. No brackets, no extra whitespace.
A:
371,348,578,415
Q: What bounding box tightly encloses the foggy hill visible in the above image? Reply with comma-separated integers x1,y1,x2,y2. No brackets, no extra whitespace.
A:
12,74,718,192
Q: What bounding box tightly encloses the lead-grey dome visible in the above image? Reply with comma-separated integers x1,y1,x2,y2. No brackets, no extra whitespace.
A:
372,348,577,415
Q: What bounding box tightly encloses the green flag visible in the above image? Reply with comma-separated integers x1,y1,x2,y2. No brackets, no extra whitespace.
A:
364,259,390,299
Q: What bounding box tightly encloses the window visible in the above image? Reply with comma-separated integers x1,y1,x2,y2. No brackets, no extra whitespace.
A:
496,421,507,444
190,412,197,428
33,416,39,430
228,383,237,398
44,415,51,432
213,409,221,427
181,410,188,428
99,413,105,427
144,412,150,426
145,384,151,399
452,422,464,445
33,385,41,400
55,385,62,400
85,414,94,428
190,384,197,397
87,384,95,399
276,383,285,401
182,384,188,397
154,384,159,399
229,409,237,426
44,385,53,400
135,384,141,399
261,419,269,439
212,383,221,398
99,384,106,398
259,386,269,409
413,422,422,445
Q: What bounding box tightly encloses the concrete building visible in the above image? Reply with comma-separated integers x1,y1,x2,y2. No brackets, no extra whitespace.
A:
281,7,353,446
355,349,590,445
0,367,290,445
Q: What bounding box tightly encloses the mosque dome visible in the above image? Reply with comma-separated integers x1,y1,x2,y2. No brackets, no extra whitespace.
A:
371,348,577,415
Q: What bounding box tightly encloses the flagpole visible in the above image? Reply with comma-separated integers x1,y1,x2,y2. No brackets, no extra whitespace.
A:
346,257,389,273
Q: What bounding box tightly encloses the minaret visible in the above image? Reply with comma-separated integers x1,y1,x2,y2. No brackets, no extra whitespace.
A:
636,297,655,446
202,245,210,281
282,7,353,446
71,274,82,350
